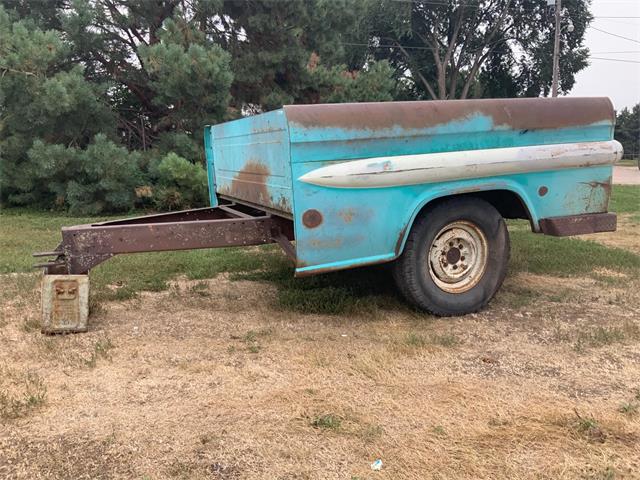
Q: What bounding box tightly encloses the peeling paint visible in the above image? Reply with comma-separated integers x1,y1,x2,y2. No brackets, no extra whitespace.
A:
394,226,407,256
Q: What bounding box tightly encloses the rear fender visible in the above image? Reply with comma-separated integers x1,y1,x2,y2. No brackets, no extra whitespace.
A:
395,180,538,256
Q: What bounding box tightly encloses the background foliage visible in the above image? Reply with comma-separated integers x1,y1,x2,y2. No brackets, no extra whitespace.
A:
1,0,626,215
615,104,639,162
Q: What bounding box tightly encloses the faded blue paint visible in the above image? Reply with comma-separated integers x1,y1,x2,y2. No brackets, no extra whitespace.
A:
209,110,293,213
285,113,613,275
290,164,613,274
206,102,615,276
287,116,613,163
203,126,218,207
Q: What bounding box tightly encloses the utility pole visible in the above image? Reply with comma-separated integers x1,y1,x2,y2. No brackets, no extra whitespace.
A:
551,0,561,97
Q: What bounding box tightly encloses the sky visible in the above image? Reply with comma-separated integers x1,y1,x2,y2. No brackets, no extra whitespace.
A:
570,0,640,110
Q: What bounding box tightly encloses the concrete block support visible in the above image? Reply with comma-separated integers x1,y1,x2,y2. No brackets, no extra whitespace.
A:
41,274,89,334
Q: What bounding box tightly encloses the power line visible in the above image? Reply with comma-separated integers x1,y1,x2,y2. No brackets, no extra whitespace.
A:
591,50,640,54
342,42,640,67
590,56,640,64
594,18,640,27
589,25,640,44
342,35,515,54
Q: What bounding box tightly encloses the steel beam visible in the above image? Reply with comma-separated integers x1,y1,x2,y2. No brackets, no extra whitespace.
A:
35,206,295,274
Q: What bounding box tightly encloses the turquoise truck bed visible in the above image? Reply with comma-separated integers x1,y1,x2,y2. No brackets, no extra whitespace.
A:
204,97,621,276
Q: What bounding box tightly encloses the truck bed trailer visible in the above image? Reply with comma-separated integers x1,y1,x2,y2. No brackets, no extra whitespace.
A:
36,97,622,332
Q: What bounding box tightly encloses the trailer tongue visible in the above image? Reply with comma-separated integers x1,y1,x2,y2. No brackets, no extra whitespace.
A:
33,202,294,275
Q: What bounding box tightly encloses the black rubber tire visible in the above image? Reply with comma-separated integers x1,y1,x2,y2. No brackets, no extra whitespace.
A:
392,197,510,316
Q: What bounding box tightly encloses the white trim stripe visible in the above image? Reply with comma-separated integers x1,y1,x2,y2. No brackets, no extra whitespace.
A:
298,140,623,188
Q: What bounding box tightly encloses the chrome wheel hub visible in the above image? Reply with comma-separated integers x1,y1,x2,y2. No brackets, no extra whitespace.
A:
428,221,488,293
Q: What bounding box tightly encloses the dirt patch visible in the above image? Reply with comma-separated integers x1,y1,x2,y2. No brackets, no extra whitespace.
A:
581,214,640,254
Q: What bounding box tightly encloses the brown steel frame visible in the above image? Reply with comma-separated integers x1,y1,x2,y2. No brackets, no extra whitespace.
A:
34,203,295,275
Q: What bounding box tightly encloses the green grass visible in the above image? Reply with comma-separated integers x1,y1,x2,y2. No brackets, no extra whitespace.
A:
0,208,114,273
0,208,282,302
84,337,115,368
508,225,640,277
1,185,639,315
506,186,640,278
618,402,638,416
609,185,640,223
237,329,271,354
554,321,640,352
310,413,342,430
404,332,460,348
232,260,408,316
616,158,638,167
572,322,640,353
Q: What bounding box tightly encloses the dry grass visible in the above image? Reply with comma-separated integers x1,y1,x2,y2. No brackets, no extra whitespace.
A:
583,214,640,255
1,268,639,479
0,366,47,420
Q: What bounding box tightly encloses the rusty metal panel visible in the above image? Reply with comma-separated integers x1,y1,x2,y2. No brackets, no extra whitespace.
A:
284,97,614,132
539,212,617,236
41,274,89,334
210,109,293,214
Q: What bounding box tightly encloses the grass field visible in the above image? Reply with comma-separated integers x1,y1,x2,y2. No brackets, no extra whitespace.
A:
1,185,639,312
616,158,639,168
1,186,639,479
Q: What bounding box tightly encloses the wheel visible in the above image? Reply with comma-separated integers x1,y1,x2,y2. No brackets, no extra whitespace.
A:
393,197,510,316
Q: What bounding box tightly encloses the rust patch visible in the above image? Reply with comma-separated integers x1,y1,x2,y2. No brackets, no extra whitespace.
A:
577,176,612,213
227,161,271,207
302,209,323,228
307,237,342,249
538,186,549,197
284,97,614,132
218,162,292,214
52,280,80,326
394,226,407,256
584,177,612,197
338,208,355,223
52,209,275,273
